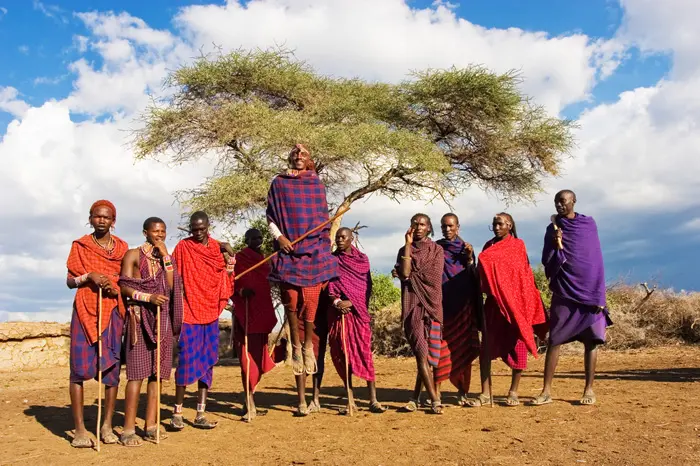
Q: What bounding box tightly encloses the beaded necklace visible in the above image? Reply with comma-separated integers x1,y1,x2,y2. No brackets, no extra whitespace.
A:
140,242,162,279
91,233,115,254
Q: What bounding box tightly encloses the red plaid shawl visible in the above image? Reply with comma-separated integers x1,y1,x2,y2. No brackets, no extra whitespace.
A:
232,247,277,334
172,236,232,325
266,170,338,287
478,235,547,356
327,246,375,381
66,234,128,344
397,238,444,325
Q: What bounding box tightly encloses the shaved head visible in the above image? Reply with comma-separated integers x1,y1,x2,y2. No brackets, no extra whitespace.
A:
555,189,576,202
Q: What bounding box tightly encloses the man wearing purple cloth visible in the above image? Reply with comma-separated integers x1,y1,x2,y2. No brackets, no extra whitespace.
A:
532,190,612,406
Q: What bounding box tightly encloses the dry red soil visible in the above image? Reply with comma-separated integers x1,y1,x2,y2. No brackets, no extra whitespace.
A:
2,346,699,465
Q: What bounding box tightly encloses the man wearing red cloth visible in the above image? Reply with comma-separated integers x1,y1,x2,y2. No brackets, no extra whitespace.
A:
65,200,128,448
171,211,235,429
231,228,278,421
266,144,338,416
467,213,547,407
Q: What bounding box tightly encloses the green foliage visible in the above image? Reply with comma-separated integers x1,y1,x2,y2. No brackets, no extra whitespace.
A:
369,272,401,316
532,265,552,309
225,217,276,256
134,48,575,224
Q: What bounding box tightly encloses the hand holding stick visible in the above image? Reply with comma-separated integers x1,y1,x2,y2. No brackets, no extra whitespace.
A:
550,214,563,250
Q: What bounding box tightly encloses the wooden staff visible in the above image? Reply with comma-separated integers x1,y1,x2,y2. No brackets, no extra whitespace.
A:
341,313,353,416
550,214,563,250
156,304,161,444
235,206,351,281
96,287,103,451
268,312,288,358
244,298,253,422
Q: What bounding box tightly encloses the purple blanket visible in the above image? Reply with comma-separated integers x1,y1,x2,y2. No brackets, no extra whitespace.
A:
436,237,479,320
266,170,338,287
542,214,606,307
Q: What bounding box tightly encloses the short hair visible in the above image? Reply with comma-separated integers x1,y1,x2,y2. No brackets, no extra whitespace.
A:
555,189,576,202
244,228,262,240
143,217,165,231
441,213,459,224
336,227,352,236
495,212,518,238
410,213,434,237
190,211,209,224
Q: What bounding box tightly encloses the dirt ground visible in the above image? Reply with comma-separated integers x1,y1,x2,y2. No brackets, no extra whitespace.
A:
2,346,699,465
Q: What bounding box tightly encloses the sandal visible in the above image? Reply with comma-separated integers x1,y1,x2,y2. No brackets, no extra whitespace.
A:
302,345,317,375
119,431,143,447
580,391,596,405
144,427,169,443
338,402,358,416
70,434,94,449
369,401,387,414
307,400,321,413
292,344,304,376
456,392,469,407
169,414,185,431
100,426,119,444
465,393,491,408
294,403,310,417
430,400,444,415
530,393,553,406
400,399,419,413
505,392,520,407
193,414,218,429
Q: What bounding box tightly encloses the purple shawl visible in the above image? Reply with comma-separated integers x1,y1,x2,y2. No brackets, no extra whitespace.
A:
542,213,606,307
396,238,444,324
118,250,184,342
266,170,338,287
436,237,480,321
327,246,372,323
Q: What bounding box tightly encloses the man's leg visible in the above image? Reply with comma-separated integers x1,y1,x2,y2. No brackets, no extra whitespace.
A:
101,385,119,442
69,382,91,446
286,308,304,375
144,376,162,436
294,373,309,416
466,350,491,407
194,380,218,428
311,331,327,411
506,369,523,406
121,380,143,447
416,355,440,407
532,344,561,405
581,342,599,405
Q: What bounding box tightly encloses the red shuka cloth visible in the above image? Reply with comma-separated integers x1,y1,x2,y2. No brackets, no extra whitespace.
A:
66,234,128,344
172,236,233,325
478,235,547,357
232,247,277,334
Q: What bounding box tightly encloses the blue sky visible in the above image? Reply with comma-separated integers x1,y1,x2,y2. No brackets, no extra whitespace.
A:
1,0,699,322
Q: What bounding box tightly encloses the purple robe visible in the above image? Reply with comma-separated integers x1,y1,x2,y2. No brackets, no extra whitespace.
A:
542,214,612,346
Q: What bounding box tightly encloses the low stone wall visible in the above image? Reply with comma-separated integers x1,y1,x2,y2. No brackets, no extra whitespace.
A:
0,319,237,373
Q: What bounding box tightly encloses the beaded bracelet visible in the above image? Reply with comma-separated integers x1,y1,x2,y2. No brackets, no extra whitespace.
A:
132,291,152,302
74,273,89,286
162,255,174,272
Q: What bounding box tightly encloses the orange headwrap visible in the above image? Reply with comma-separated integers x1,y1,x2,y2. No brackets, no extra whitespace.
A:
289,144,316,172
90,199,117,222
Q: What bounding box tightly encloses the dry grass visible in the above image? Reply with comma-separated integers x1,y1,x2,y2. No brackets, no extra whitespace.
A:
369,284,700,355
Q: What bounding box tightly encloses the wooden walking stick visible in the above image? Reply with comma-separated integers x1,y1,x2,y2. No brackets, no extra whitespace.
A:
244,297,253,422
473,268,494,408
156,304,161,444
96,287,103,451
341,313,353,416
550,214,563,250
235,205,351,281
268,312,289,358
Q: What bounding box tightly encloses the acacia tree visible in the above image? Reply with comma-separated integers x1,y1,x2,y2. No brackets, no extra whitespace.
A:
134,48,573,235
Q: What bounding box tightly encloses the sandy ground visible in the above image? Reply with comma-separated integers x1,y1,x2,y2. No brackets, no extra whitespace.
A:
2,346,699,465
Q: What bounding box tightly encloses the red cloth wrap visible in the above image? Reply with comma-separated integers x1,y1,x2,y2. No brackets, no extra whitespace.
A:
66,234,128,344
477,235,547,357
232,247,277,334
172,236,232,325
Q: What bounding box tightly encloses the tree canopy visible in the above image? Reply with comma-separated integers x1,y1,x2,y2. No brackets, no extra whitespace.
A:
134,48,574,229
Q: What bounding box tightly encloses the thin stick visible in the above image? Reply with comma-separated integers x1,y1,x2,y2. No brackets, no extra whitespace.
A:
480,302,494,408
268,312,288,358
341,313,353,416
96,287,103,451
550,214,563,250
244,298,253,422
156,304,161,444
235,205,351,280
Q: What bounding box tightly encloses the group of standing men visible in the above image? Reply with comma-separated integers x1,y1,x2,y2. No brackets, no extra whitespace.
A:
65,144,611,447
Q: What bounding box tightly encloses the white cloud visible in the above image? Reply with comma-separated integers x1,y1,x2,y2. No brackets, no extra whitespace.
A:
18,45,29,55
0,7,7,19
33,0,68,24
3,0,700,320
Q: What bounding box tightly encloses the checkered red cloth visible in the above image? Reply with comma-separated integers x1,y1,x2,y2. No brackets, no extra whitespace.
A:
396,238,444,365
69,306,123,386
266,170,338,287
118,249,184,380
232,247,277,334
66,234,128,344
232,322,275,392
175,321,219,387
281,282,324,322
478,235,548,363
327,246,375,382
173,236,232,325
